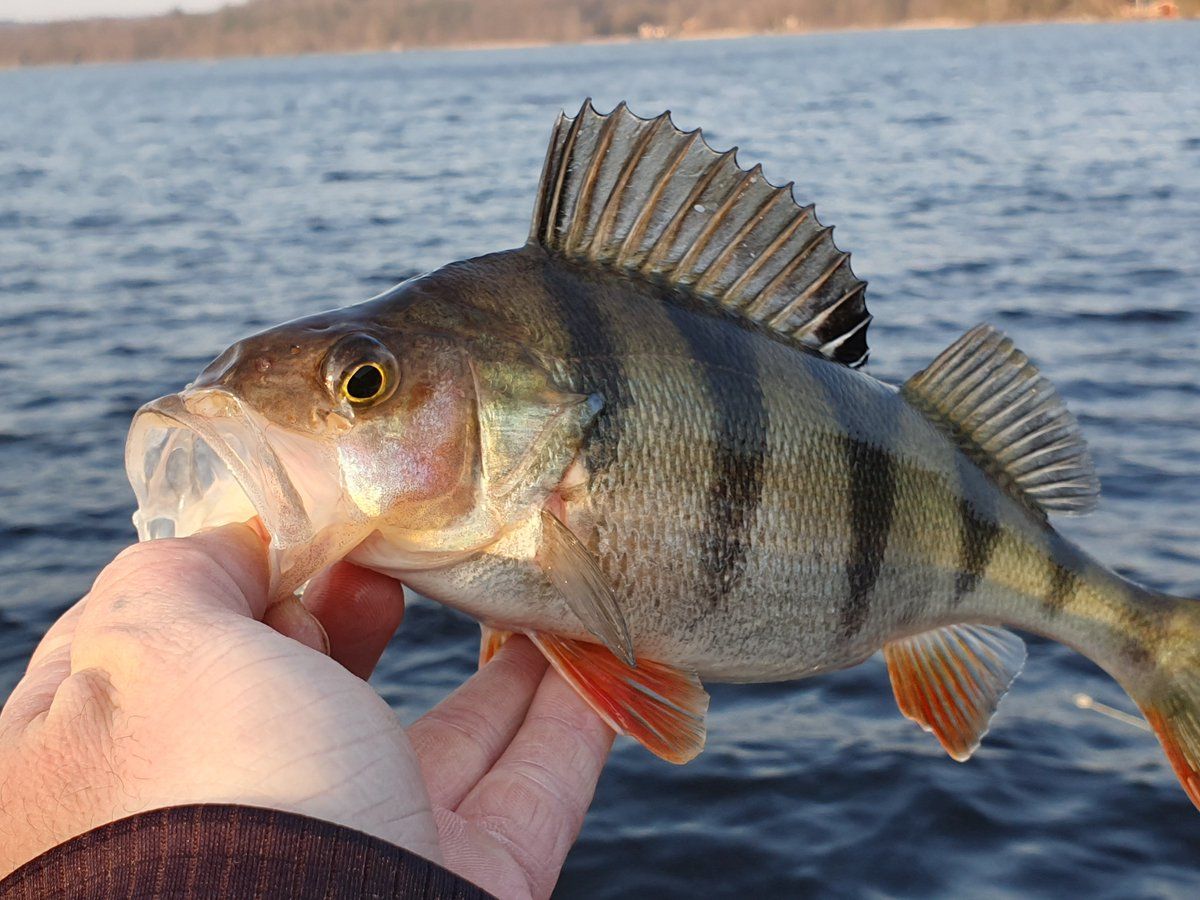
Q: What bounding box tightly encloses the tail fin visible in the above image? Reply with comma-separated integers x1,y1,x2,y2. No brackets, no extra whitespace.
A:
1121,598,1200,809
1142,691,1200,808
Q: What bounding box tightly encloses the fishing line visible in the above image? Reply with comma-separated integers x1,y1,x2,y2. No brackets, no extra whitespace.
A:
1073,693,1152,732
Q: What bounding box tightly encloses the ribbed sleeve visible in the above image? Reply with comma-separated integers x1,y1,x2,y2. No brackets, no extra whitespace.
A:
0,805,492,899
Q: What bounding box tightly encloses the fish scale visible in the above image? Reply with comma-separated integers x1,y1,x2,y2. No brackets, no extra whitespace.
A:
493,254,1017,674
126,100,1200,804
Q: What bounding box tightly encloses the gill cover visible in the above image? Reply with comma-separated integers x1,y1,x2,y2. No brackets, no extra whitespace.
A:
471,354,604,508
473,357,638,655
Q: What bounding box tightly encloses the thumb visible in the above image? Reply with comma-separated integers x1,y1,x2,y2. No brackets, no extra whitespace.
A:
301,563,406,680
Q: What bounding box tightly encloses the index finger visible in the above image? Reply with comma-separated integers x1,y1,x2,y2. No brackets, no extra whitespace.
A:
452,666,614,899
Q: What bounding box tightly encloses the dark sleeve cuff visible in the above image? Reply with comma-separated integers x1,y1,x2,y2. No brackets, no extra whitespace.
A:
0,804,492,899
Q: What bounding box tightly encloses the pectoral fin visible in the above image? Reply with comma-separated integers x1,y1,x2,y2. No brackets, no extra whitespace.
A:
528,631,709,764
885,623,1026,761
537,507,635,666
478,625,514,668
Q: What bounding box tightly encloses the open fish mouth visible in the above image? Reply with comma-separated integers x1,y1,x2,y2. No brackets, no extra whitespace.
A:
126,390,365,598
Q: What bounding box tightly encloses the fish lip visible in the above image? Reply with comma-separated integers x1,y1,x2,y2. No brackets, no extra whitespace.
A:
125,391,320,596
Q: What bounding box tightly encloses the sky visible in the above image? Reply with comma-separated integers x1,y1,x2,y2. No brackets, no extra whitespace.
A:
3,0,234,22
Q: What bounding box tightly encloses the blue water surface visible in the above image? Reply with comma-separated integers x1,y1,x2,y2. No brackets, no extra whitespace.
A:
1,21,1198,898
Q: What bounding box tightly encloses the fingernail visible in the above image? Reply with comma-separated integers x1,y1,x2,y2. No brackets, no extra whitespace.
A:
264,595,331,655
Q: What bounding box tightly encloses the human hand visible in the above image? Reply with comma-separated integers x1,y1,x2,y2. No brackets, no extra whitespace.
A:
0,523,614,899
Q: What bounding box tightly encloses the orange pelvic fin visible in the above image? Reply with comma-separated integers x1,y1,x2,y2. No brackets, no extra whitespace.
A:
478,625,514,669
884,623,1026,762
527,632,709,764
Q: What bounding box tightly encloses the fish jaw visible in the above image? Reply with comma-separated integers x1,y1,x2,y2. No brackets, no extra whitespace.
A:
125,389,372,599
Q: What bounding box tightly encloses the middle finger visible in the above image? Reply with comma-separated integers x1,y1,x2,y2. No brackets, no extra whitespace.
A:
409,635,548,810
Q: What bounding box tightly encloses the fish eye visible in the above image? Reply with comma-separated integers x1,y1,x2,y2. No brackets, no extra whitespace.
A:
323,334,398,409
341,362,387,404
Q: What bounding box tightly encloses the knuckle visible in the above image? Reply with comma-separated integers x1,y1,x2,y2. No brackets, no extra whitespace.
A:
420,702,506,757
506,759,574,813
106,540,219,588
27,670,128,801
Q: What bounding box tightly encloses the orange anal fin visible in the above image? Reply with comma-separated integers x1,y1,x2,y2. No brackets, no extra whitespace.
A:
479,625,514,669
884,624,1026,762
527,632,709,764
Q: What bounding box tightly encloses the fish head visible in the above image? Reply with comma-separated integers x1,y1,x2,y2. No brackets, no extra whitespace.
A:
126,282,599,600
125,296,490,598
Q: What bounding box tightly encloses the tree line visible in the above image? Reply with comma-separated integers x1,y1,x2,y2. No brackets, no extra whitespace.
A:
0,0,1192,67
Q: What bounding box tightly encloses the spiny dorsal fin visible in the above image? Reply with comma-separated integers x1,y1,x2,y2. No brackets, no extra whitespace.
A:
885,623,1026,762
530,100,872,367
902,324,1100,516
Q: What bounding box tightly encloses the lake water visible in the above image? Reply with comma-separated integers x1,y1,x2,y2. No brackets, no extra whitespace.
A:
2,21,1199,898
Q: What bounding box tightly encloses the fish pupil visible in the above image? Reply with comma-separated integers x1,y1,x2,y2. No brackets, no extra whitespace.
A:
346,363,384,400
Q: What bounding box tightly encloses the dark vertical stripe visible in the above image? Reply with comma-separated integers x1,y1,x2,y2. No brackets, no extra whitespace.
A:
838,435,898,639
952,456,1002,606
664,299,769,605
1045,563,1078,617
804,360,905,642
542,264,627,474
1118,600,1159,668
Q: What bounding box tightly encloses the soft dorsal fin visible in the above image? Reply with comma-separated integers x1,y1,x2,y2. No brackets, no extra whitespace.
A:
902,324,1100,516
530,100,872,367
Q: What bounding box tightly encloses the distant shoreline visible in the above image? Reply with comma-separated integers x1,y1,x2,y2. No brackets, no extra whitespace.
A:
0,11,1191,72
425,18,982,55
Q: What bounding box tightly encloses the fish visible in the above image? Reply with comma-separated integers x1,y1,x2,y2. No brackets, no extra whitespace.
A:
126,100,1200,809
